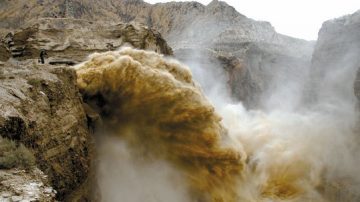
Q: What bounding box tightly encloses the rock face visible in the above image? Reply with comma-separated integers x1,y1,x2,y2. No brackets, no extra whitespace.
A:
0,59,94,200
309,11,360,201
0,0,313,107
310,10,360,104
114,0,315,107
0,18,172,63
0,168,56,201
0,17,172,200
174,48,260,105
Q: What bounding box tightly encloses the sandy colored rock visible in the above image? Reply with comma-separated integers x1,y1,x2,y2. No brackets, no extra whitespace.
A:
0,16,177,201
0,18,172,63
0,168,56,201
0,59,94,200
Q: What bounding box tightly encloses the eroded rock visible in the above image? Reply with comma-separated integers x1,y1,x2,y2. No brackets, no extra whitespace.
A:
0,168,56,202
0,59,94,200
0,16,177,201
0,18,172,63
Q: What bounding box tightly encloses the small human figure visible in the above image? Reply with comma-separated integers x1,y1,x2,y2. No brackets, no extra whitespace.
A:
39,50,48,64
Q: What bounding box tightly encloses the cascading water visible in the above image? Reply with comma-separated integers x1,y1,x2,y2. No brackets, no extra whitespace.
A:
74,47,360,202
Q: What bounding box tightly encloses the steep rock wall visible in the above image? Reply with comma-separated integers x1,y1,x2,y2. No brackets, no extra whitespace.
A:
310,10,360,104
0,60,94,200
0,18,173,200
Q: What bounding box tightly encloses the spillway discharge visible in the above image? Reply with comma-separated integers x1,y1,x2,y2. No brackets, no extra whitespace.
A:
75,47,243,201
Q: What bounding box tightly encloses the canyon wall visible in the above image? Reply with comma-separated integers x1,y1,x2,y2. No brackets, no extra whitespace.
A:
0,18,172,200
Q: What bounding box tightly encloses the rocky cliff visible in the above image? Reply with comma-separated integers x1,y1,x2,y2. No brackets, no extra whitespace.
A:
0,18,172,63
308,10,360,201
108,0,314,106
0,18,172,201
0,59,94,200
310,10,360,104
0,0,313,107
116,0,315,108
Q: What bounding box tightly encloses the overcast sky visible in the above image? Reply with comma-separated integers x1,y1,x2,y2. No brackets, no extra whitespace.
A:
144,0,360,40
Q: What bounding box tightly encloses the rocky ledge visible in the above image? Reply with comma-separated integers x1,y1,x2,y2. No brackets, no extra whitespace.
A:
0,18,173,201
0,18,172,63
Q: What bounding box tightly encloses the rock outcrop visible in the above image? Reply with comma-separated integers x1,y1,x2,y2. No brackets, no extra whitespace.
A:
90,0,313,107
0,17,172,200
308,10,360,201
174,48,260,105
116,0,315,107
0,59,94,200
310,10,360,104
0,18,172,63
0,168,56,201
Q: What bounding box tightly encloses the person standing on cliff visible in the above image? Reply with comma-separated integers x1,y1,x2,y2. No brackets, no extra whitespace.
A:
39,49,48,64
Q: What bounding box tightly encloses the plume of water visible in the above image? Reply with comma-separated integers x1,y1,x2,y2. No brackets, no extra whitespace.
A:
75,47,243,202
75,46,360,201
